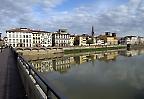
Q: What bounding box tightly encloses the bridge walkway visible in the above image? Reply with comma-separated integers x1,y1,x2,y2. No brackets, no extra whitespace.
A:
0,48,26,99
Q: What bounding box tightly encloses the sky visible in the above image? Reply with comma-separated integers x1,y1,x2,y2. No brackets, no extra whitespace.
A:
0,0,144,36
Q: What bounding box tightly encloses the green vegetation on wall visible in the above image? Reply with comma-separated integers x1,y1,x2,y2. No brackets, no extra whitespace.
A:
64,46,126,54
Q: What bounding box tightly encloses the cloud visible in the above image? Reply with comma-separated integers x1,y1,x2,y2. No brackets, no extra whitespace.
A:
0,0,144,36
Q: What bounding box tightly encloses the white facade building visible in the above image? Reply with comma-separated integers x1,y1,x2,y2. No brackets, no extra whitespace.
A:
124,36,138,45
40,32,52,47
138,37,144,44
52,29,70,47
6,28,53,48
6,28,33,47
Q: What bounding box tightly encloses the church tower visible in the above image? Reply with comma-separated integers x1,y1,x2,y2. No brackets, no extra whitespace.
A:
91,26,94,37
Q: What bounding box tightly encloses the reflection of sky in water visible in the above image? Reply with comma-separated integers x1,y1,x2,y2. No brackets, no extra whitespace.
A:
29,49,144,99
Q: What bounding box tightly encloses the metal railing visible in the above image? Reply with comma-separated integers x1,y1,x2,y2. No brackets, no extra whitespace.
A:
12,48,66,99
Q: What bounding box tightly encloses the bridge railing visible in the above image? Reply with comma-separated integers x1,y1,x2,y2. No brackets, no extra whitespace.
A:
12,48,66,99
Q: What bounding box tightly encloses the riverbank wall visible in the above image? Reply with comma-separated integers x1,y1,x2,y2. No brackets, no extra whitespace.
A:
16,47,63,55
16,45,127,55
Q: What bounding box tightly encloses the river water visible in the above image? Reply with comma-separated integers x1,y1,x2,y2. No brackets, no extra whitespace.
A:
29,49,144,99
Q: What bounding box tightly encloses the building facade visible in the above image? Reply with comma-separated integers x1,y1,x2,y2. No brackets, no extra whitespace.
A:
122,36,138,45
69,35,75,46
40,32,52,47
78,34,90,46
32,30,52,47
6,28,33,47
97,32,118,45
52,29,70,47
138,37,144,45
32,31,41,47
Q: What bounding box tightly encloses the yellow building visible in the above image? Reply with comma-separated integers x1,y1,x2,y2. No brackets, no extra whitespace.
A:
70,35,75,46
98,32,118,45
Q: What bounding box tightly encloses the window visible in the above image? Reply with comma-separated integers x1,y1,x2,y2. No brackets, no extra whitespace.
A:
13,34,15,38
26,35,28,38
26,39,28,43
20,39,22,43
13,44,15,47
9,39,11,43
9,34,11,38
13,39,15,43
23,35,25,38
23,39,25,43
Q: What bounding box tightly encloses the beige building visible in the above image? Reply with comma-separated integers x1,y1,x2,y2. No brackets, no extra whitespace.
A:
69,35,75,46
98,32,118,45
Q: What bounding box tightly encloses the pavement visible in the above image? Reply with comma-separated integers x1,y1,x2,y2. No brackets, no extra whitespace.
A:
0,48,26,99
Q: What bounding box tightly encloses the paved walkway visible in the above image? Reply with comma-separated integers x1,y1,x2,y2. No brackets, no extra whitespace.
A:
0,48,26,99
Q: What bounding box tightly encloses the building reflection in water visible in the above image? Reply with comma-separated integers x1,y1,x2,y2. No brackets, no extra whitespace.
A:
119,49,144,57
29,49,144,73
29,50,121,73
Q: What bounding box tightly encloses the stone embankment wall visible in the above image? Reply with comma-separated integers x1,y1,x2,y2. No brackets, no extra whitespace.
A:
16,45,127,55
16,47,63,55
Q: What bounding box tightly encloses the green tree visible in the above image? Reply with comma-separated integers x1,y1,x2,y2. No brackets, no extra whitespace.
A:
74,36,80,46
0,41,3,48
86,39,93,46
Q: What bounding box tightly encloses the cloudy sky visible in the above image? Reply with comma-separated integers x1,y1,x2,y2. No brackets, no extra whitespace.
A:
0,0,144,36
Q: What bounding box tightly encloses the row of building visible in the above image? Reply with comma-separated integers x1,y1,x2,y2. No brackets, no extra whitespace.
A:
1,27,144,48
4,28,70,47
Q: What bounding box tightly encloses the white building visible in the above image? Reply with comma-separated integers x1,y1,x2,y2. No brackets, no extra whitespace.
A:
124,36,138,45
138,37,144,44
6,28,33,47
6,28,53,48
52,29,70,47
40,31,52,47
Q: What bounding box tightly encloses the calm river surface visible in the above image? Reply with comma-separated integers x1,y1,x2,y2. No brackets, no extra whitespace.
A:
28,49,144,99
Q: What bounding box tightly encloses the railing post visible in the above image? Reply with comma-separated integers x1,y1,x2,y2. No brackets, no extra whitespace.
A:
47,86,52,99
29,66,31,75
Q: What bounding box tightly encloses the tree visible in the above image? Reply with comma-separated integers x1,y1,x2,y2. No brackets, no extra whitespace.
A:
74,36,80,46
0,41,3,48
86,39,93,46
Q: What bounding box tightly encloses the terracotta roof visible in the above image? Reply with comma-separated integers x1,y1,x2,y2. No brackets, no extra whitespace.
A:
6,28,51,33
6,28,32,33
